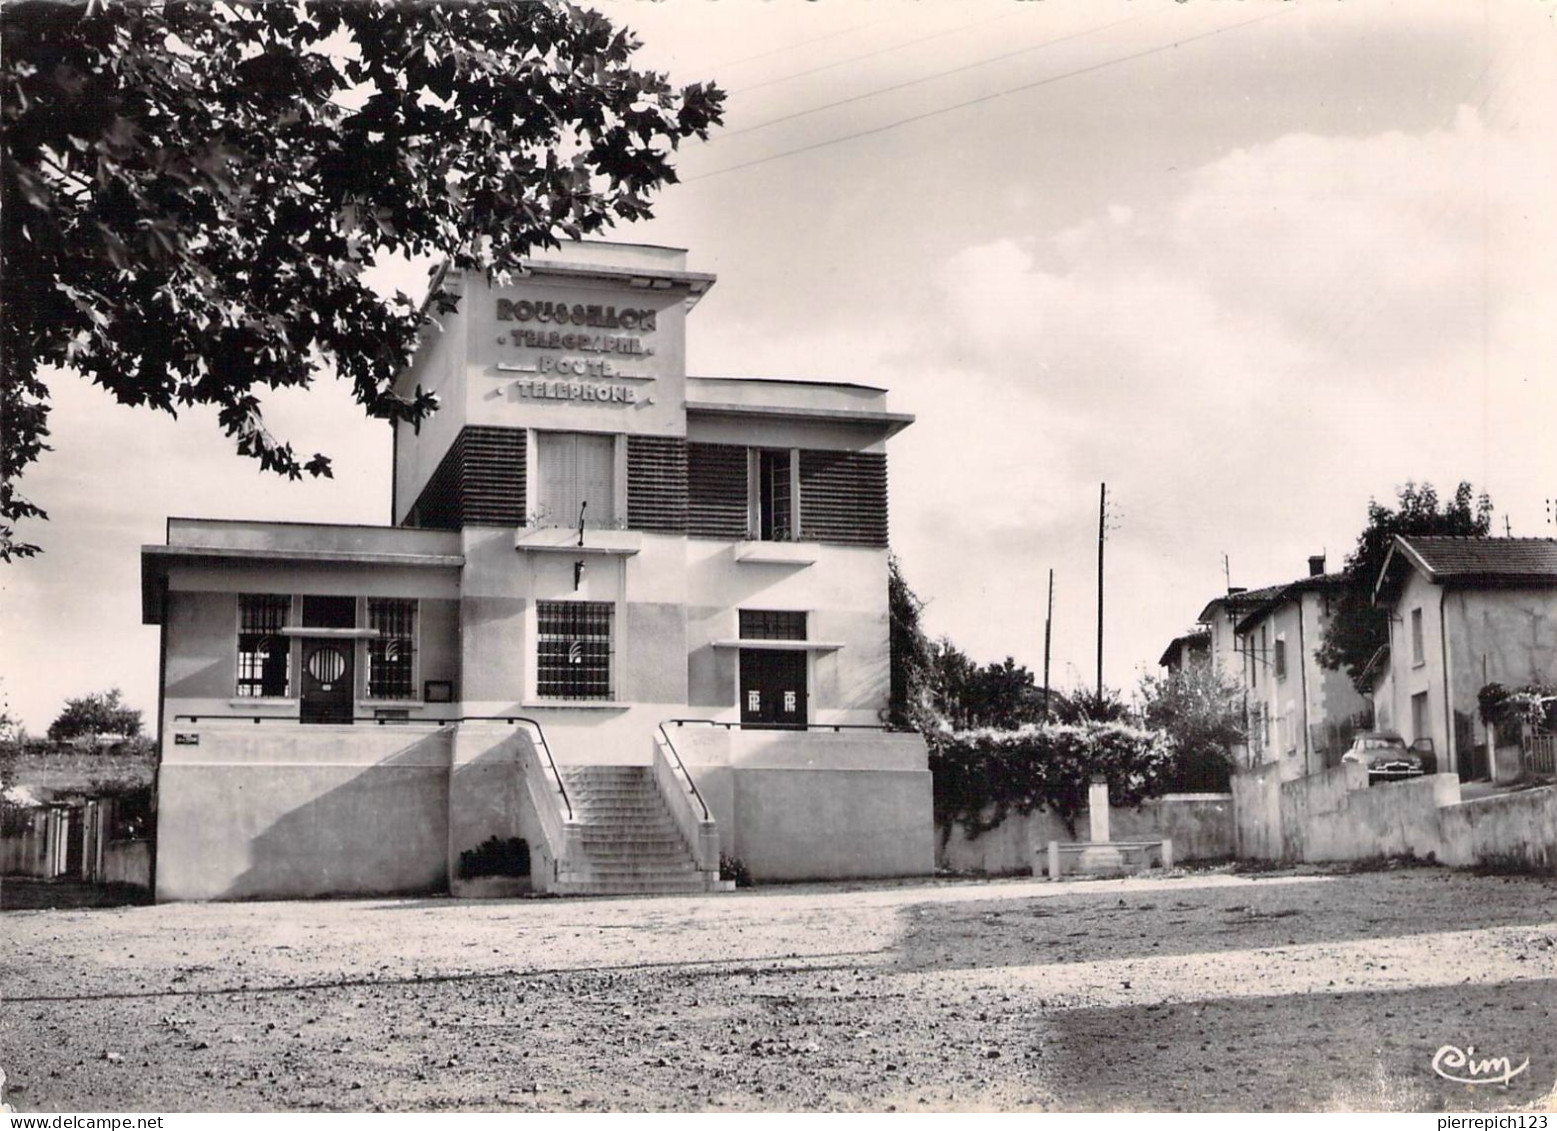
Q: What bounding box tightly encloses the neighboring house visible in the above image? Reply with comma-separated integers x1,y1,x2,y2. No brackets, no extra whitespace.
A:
1197,583,1288,686
1193,556,1370,777
141,240,933,902
1157,629,1210,673
1373,535,1557,781
1232,561,1372,777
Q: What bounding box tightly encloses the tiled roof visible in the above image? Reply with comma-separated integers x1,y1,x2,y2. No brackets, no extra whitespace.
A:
1158,629,1210,668
1398,536,1557,579
1196,582,1288,624
1232,573,1349,634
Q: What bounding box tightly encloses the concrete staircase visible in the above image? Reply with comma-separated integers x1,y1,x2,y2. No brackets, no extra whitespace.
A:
555,765,732,896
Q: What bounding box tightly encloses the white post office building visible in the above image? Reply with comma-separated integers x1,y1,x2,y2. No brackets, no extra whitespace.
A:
142,242,933,900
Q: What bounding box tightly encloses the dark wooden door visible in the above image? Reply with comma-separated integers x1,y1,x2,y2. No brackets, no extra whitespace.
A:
739,649,807,729
301,639,354,724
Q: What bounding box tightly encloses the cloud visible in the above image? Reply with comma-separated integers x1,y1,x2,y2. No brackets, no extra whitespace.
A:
885,106,1550,686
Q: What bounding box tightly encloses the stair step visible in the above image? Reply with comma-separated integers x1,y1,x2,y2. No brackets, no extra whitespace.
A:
553,882,719,896
548,764,729,898
578,835,687,847
579,853,694,866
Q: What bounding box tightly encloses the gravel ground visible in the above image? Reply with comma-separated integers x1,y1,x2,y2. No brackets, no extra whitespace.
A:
2,862,1555,1113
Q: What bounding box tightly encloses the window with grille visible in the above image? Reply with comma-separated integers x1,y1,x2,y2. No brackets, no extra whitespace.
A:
537,431,616,529
367,599,417,699
755,449,793,541
237,594,290,697
537,601,613,700
739,609,807,641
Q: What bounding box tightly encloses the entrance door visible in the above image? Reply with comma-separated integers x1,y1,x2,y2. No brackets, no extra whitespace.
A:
301,639,354,724
739,649,807,729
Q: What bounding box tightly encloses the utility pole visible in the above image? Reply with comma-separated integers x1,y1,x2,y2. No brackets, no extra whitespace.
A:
1043,568,1054,717
1096,482,1106,698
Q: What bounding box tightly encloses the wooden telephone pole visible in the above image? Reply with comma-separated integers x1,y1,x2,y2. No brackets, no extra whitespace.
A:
1043,568,1054,717
1096,482,1106,697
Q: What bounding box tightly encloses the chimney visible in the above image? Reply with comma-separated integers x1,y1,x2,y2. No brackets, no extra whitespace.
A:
1308,554,1326,577
1227,586,1246,597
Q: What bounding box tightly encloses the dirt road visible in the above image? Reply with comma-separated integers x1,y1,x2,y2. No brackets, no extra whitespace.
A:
3,863,1555,1112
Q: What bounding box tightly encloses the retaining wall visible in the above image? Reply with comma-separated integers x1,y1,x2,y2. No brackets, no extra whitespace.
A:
1232,761,1557,873
937,794,1235,876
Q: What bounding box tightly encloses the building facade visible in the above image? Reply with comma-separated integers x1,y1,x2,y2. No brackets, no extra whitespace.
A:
1373,535,1557,781
1193,558,1371,777
142,242,934,901
1232,565,1371,776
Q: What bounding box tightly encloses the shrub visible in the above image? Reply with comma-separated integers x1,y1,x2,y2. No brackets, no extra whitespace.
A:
929,720,1175,840
719,853,751,887
458,836,530,879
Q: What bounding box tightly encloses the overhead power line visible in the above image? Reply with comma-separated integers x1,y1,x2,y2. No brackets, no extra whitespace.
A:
716,9,1154,142
684,7,1295,185
730,7,1032,96
705,12,903,72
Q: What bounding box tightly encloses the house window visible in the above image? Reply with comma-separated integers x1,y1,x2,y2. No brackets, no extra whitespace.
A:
367,599,417,700
739,609,807,641
237,594,290,697
754,449,794,541
536,601,613,700
1273,637,1287,680
1410,607,1425,665
537,431,616,529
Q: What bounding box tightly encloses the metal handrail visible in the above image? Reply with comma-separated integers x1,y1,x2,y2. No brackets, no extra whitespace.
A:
655,722,710,822
170,712,572,821
498,716,572,823
664,717,911,734
175,713,449,726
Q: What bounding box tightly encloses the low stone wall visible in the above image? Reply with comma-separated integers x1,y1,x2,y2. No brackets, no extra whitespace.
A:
1232,761,1557,873
157,722,454,901
937,794,1235,876
673,727,935,883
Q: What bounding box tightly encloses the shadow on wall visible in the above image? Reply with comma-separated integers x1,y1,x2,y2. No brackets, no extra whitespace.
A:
219,729,453,900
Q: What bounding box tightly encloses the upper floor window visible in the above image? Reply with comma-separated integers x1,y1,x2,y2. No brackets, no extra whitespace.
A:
739,609,807,641
1273,636,1287,680
367,599,417,700
753,449,795,541
1410,607,1425,665
537,431,616,530
237,594,290,697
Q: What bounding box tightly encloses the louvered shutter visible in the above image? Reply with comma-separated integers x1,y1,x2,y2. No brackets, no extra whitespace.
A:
539,432,616,528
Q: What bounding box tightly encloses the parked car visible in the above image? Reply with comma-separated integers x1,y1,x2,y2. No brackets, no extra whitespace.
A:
1340,732,1427,782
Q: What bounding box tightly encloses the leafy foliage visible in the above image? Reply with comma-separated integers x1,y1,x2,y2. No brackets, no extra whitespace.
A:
1477,681,1557,736
1050,685,1129,725
0,1,723,557
886,554,933,729
1138,662,1245,786
457,835,530,879
929,721,1175,839
46,688,142,742
1315,481,1493,693
718,853,751,888
885,556,1060,730
927,649,1051,731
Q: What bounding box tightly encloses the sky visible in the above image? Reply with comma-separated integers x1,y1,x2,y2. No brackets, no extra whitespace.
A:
4,0,1557,732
